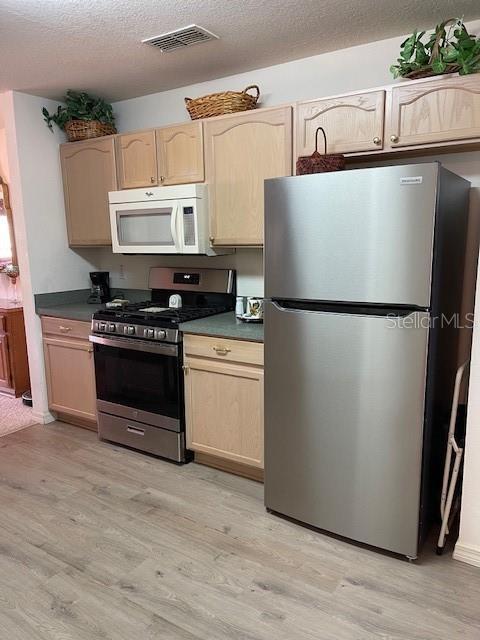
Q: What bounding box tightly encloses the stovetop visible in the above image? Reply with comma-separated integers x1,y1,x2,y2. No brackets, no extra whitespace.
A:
91,300,231,344
94,301,229,327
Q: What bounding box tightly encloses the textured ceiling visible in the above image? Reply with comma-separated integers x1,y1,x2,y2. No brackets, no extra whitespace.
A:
1,0,480,102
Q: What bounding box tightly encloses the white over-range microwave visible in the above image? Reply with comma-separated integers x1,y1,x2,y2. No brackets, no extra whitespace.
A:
109,184,225,255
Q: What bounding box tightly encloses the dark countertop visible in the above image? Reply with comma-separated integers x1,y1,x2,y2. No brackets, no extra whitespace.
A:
36,302,103,322
179,312,264,343
35,288,150,323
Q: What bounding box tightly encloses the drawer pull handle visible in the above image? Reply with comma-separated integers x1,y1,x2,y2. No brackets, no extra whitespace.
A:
127,426,145,436
213,346,231,356
59,326,72,333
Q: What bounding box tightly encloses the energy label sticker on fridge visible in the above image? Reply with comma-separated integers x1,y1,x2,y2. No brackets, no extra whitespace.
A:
400,176,423,185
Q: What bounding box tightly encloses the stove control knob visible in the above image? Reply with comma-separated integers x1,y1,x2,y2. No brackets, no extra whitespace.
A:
108,323,116,332
127,326,135,336
155,329,166,340
99,322,106,332
145,328,154,339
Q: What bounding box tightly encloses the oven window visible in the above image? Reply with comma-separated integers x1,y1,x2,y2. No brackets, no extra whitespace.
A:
93,344,181,419
117,208,174,246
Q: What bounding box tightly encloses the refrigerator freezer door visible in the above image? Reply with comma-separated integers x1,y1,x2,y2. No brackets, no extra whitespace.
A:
265,164,438,307
264,301,429,557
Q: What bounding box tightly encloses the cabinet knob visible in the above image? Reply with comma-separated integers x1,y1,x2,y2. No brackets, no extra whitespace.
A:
182,364,189,374
390,134,399,143
213,346,231,356
150,176,155,183
59,325,71,333
373,136,381,145
160,175,165,183
209,236,215,244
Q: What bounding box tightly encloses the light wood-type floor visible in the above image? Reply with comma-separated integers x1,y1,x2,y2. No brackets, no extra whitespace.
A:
0,422,479,640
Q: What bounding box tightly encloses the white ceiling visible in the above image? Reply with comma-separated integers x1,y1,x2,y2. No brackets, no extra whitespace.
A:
1,0,480,102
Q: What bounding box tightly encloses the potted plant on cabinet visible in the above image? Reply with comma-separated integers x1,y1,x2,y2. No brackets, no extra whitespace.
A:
42,90,116,142
390,18,480,80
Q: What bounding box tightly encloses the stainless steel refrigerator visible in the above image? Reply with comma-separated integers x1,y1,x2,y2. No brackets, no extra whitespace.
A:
264,163,470,559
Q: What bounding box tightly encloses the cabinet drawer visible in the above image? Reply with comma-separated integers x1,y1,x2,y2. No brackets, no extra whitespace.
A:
41,316,91,341
184,334,263,366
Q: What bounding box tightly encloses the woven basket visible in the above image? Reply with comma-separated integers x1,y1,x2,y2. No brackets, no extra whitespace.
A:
402,19,462,80
185,85,260,120
64,120,116,142
404,63,461,80
296,127,345,175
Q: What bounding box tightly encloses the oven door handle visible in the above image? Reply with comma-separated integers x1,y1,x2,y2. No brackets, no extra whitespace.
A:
89,334,178,356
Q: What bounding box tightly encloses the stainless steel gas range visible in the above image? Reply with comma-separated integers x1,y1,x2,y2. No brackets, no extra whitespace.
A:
90,267,235,462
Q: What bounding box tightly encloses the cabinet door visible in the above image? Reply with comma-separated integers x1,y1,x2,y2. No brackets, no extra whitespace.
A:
43,337,97,423
60,137,117,246
156,122,204,185
388,75,480,148
117,130,158,189
205,107,292,246
296,90,385,155
184,357,264,468
0,331,11,390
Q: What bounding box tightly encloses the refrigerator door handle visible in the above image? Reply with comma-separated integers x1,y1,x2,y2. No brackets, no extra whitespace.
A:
270,300,426,319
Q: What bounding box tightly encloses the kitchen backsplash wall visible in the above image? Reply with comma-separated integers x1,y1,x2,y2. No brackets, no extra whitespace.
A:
95,248,264,297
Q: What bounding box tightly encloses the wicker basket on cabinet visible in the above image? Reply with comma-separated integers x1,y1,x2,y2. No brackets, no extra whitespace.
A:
64,120,116,142
185,85,260,120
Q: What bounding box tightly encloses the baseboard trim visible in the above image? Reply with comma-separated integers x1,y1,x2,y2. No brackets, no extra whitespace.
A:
194,452,264,482
31,409,56,424
453,542,480,568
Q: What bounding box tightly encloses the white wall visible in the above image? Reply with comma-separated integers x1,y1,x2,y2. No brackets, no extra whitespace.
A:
0,90,98,422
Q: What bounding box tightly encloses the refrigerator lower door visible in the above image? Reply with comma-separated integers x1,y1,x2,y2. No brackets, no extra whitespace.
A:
264,301,430,557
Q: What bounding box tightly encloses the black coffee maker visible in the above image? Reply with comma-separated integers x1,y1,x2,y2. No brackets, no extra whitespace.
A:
88,271,111,304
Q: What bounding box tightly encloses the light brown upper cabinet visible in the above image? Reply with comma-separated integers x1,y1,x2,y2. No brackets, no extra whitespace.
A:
388,74,480,148
156,122,204,185
116,130,158,188
60,137,117,246
296,90,386,156
204,106,292,247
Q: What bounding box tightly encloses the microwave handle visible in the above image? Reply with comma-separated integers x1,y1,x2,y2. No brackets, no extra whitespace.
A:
170,202,180,251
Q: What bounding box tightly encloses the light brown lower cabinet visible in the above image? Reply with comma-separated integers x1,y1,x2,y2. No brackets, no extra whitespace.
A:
41,317,97,430
183,334,264,479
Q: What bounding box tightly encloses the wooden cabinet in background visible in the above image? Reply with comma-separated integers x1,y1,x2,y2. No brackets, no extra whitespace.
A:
204,106,292,247
41,317,97,430
60,137,117,246
0,304,30,397
296,90,385,156
156,122,204,185
116,130,158,188
388,74,480,149
0,330,11,390
184,334,264,479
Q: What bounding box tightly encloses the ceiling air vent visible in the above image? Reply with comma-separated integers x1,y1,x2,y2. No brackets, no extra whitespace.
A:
142,25,219,53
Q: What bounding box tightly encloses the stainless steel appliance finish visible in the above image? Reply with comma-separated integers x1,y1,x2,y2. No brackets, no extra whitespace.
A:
265,302,429,557
265,164,438,307
91,267,235,462
90,324,179,344
98,412,185,461
148,266,235,294
264,163,470,558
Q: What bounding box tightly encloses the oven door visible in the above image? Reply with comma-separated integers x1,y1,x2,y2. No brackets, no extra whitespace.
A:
90,335,183,432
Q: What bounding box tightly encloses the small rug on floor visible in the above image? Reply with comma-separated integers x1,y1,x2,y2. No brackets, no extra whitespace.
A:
0,394,37,437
